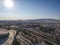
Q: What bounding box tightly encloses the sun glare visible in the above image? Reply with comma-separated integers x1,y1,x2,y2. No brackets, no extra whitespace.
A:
4,0,14,8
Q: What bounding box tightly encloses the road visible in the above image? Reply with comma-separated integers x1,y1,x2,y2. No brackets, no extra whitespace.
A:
0,28,9,45
26,29,58,45
2,30,17,45
0,28,58,45
0,36,8,45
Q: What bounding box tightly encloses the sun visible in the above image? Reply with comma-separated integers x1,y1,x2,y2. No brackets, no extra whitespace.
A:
4,0,14,8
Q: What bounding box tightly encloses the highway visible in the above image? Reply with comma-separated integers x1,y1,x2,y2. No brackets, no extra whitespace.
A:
25,29,58,45
0,28,9,45
2,30,17,45
0,35,8,45
0,28,58,45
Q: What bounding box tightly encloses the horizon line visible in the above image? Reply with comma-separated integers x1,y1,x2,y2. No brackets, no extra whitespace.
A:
0,18,60,21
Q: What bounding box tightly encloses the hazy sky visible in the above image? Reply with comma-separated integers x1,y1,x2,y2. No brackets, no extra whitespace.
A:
0,0,60,20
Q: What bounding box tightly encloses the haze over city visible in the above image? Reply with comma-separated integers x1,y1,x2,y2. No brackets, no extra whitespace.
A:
0,0,60,20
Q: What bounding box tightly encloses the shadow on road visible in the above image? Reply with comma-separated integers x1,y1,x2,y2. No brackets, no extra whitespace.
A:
0,33,9,45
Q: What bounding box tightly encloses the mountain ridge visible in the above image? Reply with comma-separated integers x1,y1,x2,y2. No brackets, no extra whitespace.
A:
0,19,60,24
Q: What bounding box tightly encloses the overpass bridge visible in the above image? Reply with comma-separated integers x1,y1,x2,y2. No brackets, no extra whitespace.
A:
2,28,58,45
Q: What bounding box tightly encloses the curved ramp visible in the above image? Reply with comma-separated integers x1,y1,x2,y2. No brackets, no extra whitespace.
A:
2,30,17,45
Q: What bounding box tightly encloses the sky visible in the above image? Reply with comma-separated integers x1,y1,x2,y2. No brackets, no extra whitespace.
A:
0,0,60,20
